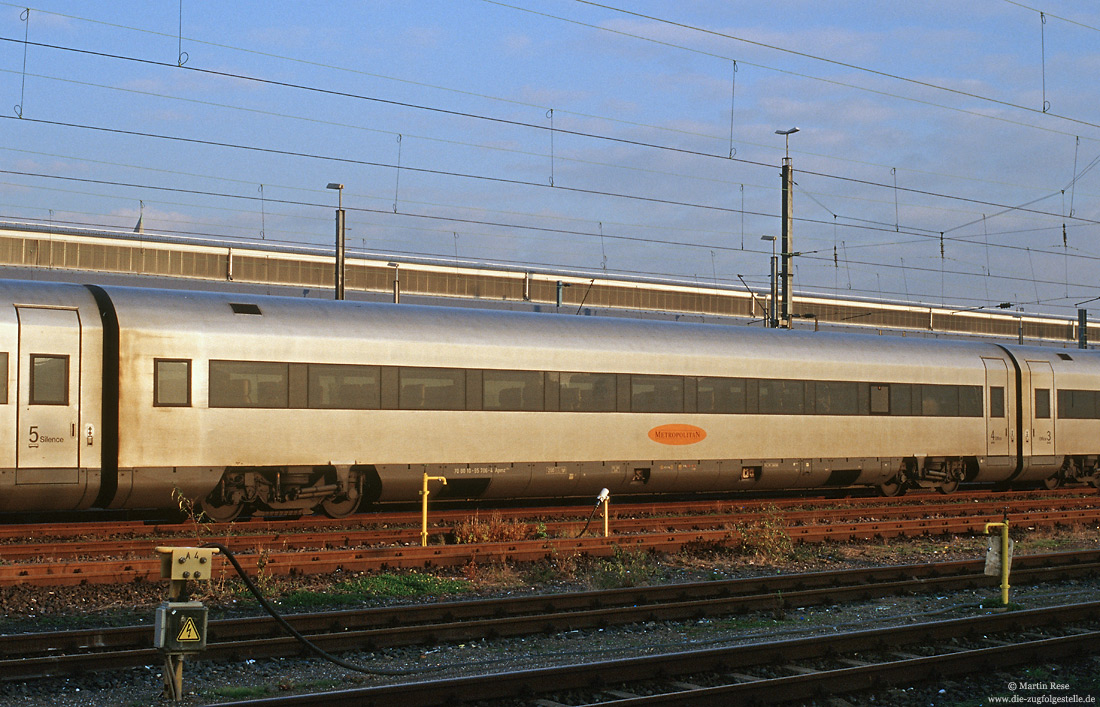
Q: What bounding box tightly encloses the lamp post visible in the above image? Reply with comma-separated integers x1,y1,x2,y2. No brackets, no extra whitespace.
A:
326,183,345,300
775,127,799,328
761,235,778,328
387,262,400,304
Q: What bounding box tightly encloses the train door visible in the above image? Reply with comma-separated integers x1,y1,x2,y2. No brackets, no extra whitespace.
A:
1026,360,1054,456
16,307,81,479
982,357,1012,457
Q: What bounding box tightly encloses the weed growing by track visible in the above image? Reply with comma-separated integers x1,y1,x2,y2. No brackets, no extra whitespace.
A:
208,679,343,701
588,546,660,589
271,571,473,610
451,513,534,543
735,505,796,563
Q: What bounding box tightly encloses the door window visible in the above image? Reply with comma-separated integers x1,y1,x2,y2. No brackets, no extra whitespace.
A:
29,355,68,405
1035,388,1051,419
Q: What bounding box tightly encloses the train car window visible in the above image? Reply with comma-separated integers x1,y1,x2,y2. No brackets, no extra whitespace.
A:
29,354,68,405
758,379,804,414
466,370,483,411
209,360,289,408
696,377,746,414
990,386,1006,418
308,364,380,409
869,384,889,415
630,375,684,413
399,367,465,410
815,381,858,415
559,372,616,412
154,359,191,407
289,364,308,408
483,370,543,411
0,352,6,404
921,384,959,417
380,367,399,409
1034,388,1051,419
889,384,912,416
958,386,982,417
745,378,759,414
543,372,560,412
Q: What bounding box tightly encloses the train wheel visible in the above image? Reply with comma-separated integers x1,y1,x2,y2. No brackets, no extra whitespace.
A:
200,495,244,523
877,477,907,497
319,493,361,519
935,477,960,494
1042,474,1063,490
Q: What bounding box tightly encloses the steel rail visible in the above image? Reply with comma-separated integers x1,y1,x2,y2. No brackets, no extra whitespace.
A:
2,506,1099,587
203,601,1100,706
3,496,1095,562
2,551,1098,682
0,488,1092,541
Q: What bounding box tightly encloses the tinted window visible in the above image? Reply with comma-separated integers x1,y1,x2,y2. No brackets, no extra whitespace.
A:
889,384,912,416
483,370,543,411
209,361,289,408
309,364,380,409
30,355,68,405
631,375,684,413
922,385,959,417
990,386,1005,418
815,381,858,415
1058,389,1100,420
154,359,191,407
958,386,982,417
758,379,804,414
697,377,746,413
870,384,889,415
559,372,616,412
400,367,465,410
0,352,6,404
1035,388,1050,419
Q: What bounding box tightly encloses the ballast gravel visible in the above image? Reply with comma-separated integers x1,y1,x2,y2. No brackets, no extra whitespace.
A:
2,537,1099,706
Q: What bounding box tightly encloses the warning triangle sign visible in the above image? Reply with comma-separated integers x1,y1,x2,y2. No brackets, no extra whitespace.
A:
177,616,201,642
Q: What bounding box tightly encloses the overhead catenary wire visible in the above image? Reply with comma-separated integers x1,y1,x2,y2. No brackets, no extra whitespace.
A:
564,0,1100,133
4,169,1094,307
0,8,1095,317
5,157,1093,271
3,34,1099,226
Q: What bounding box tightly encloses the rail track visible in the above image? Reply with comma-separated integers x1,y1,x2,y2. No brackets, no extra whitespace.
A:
2,550,1098,684
215,601,1100,706
0,491,1097,587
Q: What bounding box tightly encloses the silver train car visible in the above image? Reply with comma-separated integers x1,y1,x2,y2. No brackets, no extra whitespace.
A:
1,279,1098,520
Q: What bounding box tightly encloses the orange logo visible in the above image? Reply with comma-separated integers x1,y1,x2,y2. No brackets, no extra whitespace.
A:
648,424,706,445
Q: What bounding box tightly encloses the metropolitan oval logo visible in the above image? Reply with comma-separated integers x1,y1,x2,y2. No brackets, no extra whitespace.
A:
648,424,707,445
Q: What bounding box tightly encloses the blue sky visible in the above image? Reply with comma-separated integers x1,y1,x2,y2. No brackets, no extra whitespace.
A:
1,1,1098,318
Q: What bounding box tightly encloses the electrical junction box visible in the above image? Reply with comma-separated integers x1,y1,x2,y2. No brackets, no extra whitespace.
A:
154,601,208,652
156,546,217,581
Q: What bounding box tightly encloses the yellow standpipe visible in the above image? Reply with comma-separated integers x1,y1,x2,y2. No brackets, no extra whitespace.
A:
983,515,1011,606
421,472,448,547
599,488,610,538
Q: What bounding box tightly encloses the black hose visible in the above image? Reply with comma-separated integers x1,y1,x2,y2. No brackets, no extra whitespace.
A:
575,499,604,538
200,542,425,676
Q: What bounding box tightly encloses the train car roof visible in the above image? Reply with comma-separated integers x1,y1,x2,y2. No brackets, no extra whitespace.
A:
94,283,1021,371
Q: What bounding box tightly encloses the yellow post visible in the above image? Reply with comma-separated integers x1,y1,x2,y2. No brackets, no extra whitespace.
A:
599,488,610,538
421,471,447,547
983,516,1011,606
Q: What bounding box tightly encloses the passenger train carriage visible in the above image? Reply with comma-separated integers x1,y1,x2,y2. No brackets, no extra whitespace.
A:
0,279,1097,520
